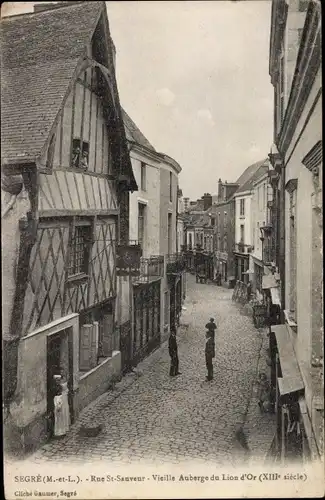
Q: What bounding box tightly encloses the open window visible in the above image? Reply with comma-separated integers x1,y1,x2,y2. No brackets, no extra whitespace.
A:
71,138,89,170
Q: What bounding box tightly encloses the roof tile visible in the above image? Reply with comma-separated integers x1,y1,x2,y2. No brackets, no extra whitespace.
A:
1,2,104,164
122,109,156,151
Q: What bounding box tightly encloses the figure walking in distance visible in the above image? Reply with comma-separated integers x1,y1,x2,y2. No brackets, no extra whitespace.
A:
205,317,217,341
205,330,215,381
169,328,181,377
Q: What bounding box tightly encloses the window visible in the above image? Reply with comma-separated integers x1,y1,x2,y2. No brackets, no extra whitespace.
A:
168,213,172,254
298,0,309,12
71,139,89,169
169,172,173,202
140,163,146,191
211,217,215,227
240,224,245,243
224,211,228,227
138,203,146,248
189,233,193,250
68,225,92,277
240,199,245,217
217,235,221,251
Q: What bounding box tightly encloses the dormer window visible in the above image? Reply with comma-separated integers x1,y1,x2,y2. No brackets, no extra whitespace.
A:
71,139,89,170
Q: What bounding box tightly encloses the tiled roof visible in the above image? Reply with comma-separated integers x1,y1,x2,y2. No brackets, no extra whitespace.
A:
1,61,78,162
1,1,104,164
122,109,156,151
235,159,269,194
235,159,268,193
1,2,102,70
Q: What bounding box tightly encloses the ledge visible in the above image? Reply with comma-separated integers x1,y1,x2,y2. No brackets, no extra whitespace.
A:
66,273,89,287
283,309,298,328
271,324,304,399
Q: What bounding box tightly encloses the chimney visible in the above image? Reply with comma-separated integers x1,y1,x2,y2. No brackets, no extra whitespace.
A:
218,179,223,202
203,193,212,211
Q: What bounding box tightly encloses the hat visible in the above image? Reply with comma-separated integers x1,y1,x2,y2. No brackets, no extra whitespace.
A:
53,375,62,380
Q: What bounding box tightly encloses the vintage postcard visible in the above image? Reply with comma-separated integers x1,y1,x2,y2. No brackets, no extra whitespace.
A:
1,0,323,498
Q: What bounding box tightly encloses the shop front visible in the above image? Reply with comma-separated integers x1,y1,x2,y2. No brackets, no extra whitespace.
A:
269,324,317,464
166,253,186,332
195,250,214,281
234,252,250,284
132,279,161,365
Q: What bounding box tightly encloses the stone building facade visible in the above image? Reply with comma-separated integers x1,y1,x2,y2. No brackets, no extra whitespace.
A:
268,0,323,463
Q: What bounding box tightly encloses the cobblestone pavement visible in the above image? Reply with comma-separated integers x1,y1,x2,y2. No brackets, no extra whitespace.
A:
28,274,275,466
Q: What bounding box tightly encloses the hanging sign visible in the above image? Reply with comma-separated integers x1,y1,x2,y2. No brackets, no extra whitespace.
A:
116,244,142,276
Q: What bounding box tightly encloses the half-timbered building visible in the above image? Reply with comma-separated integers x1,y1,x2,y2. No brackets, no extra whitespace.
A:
1,1,137,453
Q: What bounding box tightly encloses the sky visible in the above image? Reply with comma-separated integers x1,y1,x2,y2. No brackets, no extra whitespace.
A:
2,1,273,200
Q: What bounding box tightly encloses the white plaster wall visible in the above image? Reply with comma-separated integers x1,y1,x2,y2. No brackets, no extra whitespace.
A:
129,151,160,257
251,177,268,261
284,2,307,107
284,74,322,411
159,166,178,256
235,194,252,246
177,219,184,251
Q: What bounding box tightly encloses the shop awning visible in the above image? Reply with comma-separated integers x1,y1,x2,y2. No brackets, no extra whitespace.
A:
262,274,278,289
270,286,281,306
271,324,304,398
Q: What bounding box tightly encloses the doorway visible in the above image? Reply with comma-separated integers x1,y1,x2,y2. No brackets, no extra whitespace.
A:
46,328,73,438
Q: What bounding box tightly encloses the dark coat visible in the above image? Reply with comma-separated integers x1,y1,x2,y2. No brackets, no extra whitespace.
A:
205,337,215,358
168,334,178,356
205,322,216,340
205,321,217,332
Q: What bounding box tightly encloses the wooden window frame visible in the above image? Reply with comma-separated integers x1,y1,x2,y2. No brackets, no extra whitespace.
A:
66,218,94,283
138,203,146,249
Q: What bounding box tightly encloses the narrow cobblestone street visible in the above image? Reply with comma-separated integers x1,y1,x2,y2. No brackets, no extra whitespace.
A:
29,274,275,466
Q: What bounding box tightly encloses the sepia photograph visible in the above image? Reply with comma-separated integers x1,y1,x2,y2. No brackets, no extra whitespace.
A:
1,0,323,498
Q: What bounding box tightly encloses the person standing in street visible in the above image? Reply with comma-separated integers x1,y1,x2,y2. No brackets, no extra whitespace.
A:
205,317,217,341
168,328,181,377
205,330,215,381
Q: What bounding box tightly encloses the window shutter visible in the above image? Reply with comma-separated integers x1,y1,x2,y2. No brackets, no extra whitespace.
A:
79,324,93,371
90,321,99,368
101,314,113,357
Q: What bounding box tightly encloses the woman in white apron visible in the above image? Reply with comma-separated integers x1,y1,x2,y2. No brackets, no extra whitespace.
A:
53,374,70,438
